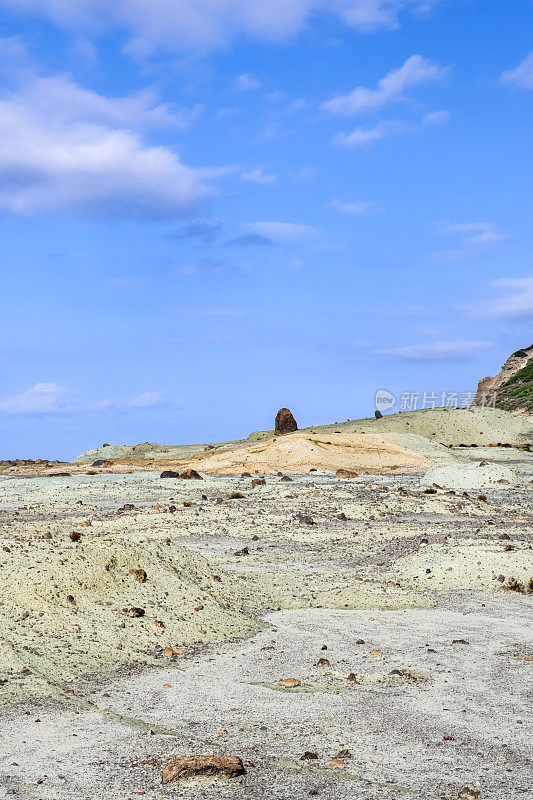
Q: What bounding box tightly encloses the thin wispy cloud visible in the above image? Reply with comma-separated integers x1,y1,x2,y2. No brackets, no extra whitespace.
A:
234,73,261,91
0,1,443,55
330,199,377,215
501,53,533,90
377,340,493,362
323,55,449,116
0,383,181,415
242,167,278,185
433,221,506,261
246,221,317,243
332,109,447,148
467,278,533,320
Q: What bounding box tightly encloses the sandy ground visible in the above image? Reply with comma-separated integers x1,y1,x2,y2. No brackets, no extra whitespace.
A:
0,441,532,799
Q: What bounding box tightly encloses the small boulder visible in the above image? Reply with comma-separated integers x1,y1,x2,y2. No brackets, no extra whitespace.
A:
180,469,203,480
375,410,383,419
275,408,298,435
162,755,245,784
161,470,180,478
336,469,359,479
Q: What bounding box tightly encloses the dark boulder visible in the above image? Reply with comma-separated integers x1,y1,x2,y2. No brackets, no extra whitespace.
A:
275,408,298,435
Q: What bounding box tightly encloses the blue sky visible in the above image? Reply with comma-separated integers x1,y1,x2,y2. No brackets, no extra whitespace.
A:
0,0,531,460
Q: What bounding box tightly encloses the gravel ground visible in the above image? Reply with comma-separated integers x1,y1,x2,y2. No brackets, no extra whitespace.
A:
0,450,531,800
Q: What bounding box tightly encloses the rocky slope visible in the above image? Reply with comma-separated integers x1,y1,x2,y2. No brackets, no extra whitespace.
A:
474,345,533,414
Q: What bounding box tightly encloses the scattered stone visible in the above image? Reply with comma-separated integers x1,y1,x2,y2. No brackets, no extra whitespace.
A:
275,408,298,435
69,531,82,543
280,475,293,482
333,749,351,759
228,492,246,499
336,469,359,479
295,513,315,525
424,487,437,494
181,469,203,480
234,547,249,556
329,758,345,769
375,410,383,419
499,533,511,540
162,755,245,784
316,658,330,667
120,504,135,511
356,639,365,645
160,471,180,478
129,568,147,583
279,678,301,688
337,513,349,521
252,478,266,487
301,751,319,760
370,649,382,657
121,607,145,618
458,788,480,800
152,620,165,632
162,646,184,658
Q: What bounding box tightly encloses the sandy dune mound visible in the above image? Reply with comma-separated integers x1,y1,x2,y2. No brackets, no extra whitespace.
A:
188,432,433,474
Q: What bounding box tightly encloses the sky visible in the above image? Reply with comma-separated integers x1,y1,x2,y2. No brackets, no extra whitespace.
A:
0,0,532,460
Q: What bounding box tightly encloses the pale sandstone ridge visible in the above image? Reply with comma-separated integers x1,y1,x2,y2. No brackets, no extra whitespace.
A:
180,432,432,474
473,344,533,415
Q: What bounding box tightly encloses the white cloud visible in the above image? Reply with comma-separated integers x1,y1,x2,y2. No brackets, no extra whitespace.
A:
377,340,493,362
422,109,449,125
242,167,278,184
330,199,375,214
467,278,533,320
433,221,506,260
234,73,261,91
0,383,182,414
333,119,405,147
501,53,533,90
247,221,316,243
323,55,448,116
0,72,214,217
0,1,443,55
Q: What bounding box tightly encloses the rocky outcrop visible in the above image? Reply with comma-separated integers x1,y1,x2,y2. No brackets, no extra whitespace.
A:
473,345,533,415
275,408,298,435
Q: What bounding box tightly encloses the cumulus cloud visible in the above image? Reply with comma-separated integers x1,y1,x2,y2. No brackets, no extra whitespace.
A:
0,383,181,414
467,278,533,320
433,221,506,261
501,53,533,90
377,340,493,362
246,221,317,243
0,1,442,55
0,72,214,217
323,55,448,116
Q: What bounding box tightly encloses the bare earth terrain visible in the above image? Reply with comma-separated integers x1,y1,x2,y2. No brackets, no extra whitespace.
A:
0,409,532,800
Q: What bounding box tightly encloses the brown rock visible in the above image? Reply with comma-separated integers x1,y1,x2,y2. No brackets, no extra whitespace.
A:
279,678,301,688
336,469,359,479
129,568,147,582
330,758,345,769
275,408,298,435
252,478,266,487
121,607,145,618
458,788,480,800
180,469,203,480
162,755,245,784
375,410,383,419
69,531,82,542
